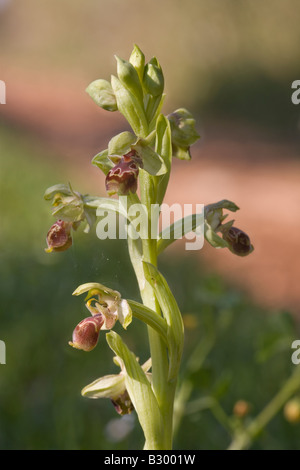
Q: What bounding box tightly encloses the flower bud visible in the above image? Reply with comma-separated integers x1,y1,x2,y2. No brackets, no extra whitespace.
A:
284,399,300,423
143,58,164,97
222,226,253,257
69,314,104,352
45,219,72,253
115,55,144,104
168,108,200,153
111,390,134,415
105,152,140,196
129,44,145,83
233,400,251,418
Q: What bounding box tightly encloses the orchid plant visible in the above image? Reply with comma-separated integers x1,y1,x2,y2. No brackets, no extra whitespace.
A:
44,45,254,450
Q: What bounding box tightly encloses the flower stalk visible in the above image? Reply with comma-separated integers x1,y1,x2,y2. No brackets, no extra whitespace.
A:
44,44,254,450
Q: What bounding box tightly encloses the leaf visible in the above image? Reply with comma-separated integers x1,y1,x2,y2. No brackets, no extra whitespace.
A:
106,331,164,449
143,262,184,381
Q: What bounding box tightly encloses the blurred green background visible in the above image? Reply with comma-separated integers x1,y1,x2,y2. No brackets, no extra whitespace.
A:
0,0,300,450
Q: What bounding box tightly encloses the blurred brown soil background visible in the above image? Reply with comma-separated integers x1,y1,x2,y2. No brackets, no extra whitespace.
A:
2,68,300,316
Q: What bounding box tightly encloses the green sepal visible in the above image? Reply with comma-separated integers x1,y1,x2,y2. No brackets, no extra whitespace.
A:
85,79,118,112
92,149,114,175
72,282,121,300
111,75,148,137
81,370,126,400
106,331,164,449
108,131,137,157
131,138,167,176
143,262,184,381
51,200,84,223
44,183,73,200
45,183,85,223
205,199,239,216
204,220,231,249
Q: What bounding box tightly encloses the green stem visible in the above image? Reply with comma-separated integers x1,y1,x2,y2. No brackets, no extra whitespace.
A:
228,366,300,450
127,167,177,449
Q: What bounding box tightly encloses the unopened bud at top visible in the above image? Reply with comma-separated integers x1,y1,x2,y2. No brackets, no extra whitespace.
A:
143,57,164,97
129,44,145,83
115,55,144,104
